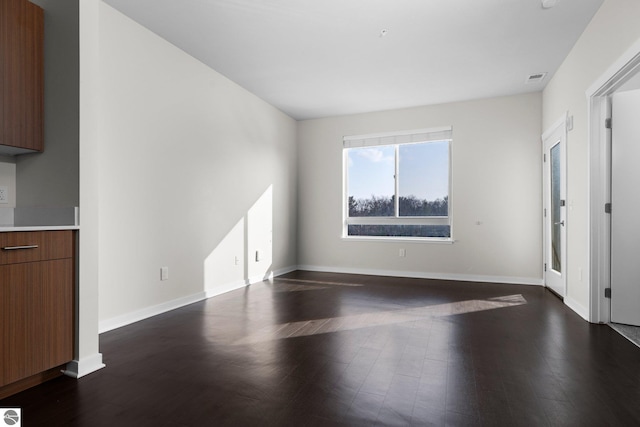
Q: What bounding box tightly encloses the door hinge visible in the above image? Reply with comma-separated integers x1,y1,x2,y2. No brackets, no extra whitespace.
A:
544,263,547,272
605,203,612,214
543,153,546,163
605,118,612,129
544,208,547,218
605,288,611,298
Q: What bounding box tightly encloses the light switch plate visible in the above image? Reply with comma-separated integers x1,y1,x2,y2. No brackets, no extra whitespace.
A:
0,186,8,204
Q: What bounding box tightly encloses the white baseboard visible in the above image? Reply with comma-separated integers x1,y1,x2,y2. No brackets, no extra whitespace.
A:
99,291,208,333
245,265,297,285
296,264,543,286
63,353,105,378
99,266,299,334
272,265,297,277
564,295,589,321
247,273,272,285
205,279,247,299
208,265,299,299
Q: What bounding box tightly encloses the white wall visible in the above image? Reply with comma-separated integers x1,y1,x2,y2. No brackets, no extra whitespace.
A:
297,93,542,284
95,4,297,326
542,0,640,316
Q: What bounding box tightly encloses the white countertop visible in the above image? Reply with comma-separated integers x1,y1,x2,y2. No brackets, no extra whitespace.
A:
0,225,80,232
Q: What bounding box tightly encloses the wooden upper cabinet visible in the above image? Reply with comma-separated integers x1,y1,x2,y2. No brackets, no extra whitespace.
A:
0,0,44,153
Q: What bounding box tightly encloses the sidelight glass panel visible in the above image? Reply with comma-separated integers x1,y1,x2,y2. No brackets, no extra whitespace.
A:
550,143,562,273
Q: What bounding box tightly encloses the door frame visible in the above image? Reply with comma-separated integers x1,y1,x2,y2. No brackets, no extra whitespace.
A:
542,114,568,298
587,38,640,323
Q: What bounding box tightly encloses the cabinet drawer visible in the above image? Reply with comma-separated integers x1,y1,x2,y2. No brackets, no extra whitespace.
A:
0,232,42,265
0,231,73,265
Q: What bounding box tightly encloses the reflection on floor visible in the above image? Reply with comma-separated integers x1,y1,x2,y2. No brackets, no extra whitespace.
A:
609,322,640,348
2,271,640,426
236,289,527,345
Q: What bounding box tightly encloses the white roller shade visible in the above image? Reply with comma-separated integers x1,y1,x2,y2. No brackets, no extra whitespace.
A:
343,126,452,148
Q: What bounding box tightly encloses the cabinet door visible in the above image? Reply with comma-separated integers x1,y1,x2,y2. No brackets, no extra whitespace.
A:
0,0,44,151
0,262,41,385
0,259,73,386
40,259,74,370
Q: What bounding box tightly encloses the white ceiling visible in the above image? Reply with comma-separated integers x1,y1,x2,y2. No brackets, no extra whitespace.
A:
103,0,603,120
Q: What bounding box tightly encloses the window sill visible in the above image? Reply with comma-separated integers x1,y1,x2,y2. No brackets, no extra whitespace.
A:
341,236,455,244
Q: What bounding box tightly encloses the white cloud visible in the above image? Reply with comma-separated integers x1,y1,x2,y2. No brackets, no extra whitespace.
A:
357,148,392,163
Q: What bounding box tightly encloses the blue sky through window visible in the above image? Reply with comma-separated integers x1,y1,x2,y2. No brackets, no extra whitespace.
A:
348,145,394,200
347,141,448,201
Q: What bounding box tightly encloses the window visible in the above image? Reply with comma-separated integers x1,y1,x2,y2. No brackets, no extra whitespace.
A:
343,127,452,239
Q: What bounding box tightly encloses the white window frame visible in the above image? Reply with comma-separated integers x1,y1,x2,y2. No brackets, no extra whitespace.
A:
342,126,453,241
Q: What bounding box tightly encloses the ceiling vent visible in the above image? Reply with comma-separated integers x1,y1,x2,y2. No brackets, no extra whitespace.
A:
526,72,548,84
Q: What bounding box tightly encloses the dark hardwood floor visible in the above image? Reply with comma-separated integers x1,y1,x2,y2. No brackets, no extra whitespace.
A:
2,270,640,426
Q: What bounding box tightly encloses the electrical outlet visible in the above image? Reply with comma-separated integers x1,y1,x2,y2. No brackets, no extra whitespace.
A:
160,266,169,281
399,248,406,257
0,186,8,204
255,250,261,262
234,256,240,266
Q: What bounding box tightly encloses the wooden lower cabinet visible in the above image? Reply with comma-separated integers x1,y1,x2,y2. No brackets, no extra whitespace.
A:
0,231,74,397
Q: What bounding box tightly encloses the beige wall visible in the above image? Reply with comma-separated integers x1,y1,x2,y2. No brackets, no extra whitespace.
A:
95,3,298,327
542,0,640,315
298,93,543,284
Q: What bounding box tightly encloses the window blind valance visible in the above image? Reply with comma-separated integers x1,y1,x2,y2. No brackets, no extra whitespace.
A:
343,126,452,148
